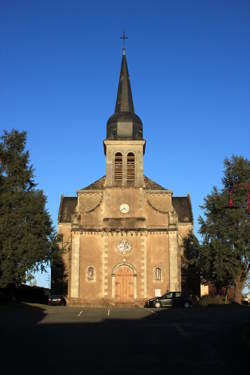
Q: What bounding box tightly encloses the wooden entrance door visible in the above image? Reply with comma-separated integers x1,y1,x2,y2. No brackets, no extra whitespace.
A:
115,266,134,302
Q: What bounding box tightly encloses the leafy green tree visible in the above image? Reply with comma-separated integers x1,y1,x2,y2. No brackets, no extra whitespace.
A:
0,129,57,288
50,234,68,295
182,232,200,300
199,156,250,303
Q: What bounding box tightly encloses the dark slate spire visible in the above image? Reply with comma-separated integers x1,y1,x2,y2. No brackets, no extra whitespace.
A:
115,48,134,113
106,49,143,140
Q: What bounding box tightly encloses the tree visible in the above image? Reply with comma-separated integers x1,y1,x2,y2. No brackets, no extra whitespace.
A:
199,156,250,303
181,232,200,299
50,234,68,295
0,129,57,288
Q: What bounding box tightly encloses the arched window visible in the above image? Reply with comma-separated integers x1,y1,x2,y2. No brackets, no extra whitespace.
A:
127,152,135,184
86,266,96,282
154,267,162,281
114,152,123,183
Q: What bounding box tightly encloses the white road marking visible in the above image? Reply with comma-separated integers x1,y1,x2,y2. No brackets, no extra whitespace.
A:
77,310,83,317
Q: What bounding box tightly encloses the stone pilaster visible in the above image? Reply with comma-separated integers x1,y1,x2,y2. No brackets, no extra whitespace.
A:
139,233,147,298
71,233,80,298
103,234,109,297
168,230,180,291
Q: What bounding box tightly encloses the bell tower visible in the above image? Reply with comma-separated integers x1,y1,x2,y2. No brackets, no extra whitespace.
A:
104,48,146,188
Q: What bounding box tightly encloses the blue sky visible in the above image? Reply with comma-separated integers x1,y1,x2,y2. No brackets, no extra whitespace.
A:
1,0,249,288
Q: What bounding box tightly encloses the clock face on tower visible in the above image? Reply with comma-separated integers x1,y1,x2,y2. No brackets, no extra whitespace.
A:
120,203,130,214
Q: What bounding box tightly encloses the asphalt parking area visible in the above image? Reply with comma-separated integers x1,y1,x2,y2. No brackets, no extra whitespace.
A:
1,304,249,374
38,305,154,323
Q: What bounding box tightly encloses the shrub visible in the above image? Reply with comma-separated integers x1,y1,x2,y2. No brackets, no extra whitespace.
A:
199,295,225,306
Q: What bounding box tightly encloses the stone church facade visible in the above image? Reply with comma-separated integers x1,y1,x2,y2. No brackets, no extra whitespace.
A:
58,48,193,305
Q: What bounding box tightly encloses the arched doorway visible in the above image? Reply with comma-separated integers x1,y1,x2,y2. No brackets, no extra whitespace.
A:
113,265,135,302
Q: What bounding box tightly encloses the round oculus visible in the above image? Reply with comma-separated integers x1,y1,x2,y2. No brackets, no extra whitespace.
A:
117,240,132,254
120,203,130,214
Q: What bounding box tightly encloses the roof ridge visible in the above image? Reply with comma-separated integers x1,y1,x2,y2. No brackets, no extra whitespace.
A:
80,176,106,190
143,175,167,190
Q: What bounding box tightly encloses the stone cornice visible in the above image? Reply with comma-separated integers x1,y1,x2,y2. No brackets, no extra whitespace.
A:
71,226,174,233
104,139,146,146
146,189,173,194
77,190,104,194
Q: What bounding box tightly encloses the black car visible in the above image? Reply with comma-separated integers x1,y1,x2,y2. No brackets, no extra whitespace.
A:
145,291,192,308
48,295,66,306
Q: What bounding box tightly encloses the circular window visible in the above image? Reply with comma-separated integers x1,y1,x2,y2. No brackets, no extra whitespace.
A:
117,240,132,255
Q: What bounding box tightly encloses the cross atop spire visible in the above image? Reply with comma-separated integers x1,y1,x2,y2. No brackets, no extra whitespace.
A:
120,30,128,55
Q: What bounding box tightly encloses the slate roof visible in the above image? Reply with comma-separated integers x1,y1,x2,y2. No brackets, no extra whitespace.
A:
115,50,134,113
58,197,77,223
143,176,166,191
81,175,166,191
82,176,106,190
172,196,193,223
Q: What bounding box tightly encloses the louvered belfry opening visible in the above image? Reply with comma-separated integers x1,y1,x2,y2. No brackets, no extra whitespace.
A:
114,152,123,183
127,152,135,185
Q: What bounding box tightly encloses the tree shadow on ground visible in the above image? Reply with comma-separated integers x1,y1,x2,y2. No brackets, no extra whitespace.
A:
1,303,249,375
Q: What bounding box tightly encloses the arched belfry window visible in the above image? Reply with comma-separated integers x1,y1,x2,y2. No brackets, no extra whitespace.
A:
114,152,123,183
127,152,135,184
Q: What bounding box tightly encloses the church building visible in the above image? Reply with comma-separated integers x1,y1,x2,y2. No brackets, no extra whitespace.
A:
58,48,193,305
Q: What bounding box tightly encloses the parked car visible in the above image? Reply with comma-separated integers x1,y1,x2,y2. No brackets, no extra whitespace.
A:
145,291,192,308
242,295,249,305
48,295,66,306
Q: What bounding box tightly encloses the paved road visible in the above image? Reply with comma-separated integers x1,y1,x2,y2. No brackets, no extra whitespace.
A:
1,304,249,374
